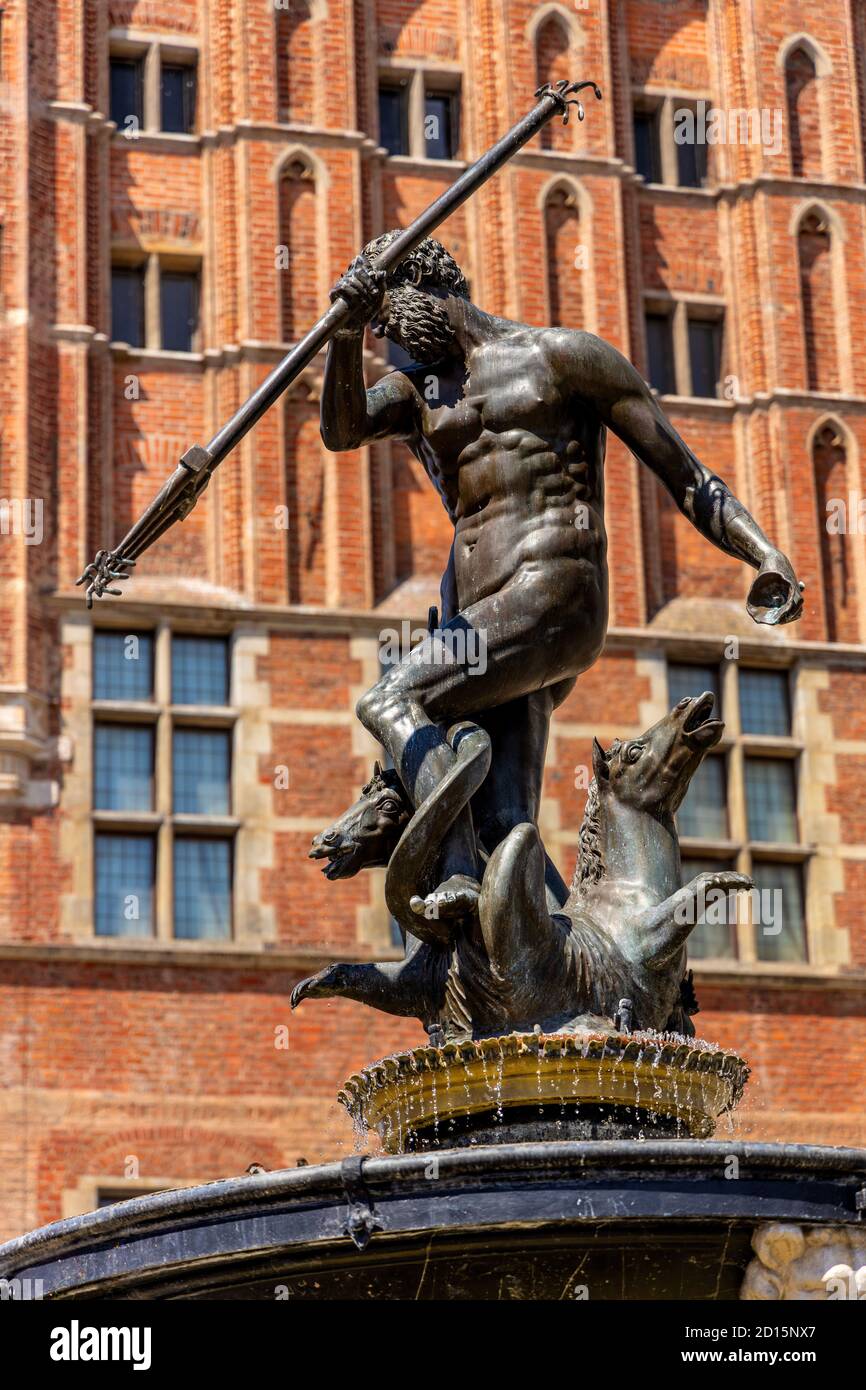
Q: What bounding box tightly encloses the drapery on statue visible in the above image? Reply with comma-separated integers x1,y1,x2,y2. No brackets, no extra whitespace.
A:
76,78,804,1044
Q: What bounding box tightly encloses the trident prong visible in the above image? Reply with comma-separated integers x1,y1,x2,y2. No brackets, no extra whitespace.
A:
75,551,137,608
534,79,603,125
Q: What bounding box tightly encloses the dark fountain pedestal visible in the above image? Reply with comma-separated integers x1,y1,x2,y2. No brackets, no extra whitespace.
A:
1,1031,864,1300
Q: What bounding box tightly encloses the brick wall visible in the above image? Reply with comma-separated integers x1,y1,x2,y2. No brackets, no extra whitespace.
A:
0,0,864,1241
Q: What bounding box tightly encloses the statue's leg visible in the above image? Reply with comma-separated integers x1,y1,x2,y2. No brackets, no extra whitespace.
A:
357,657,481,919
356,582,572,919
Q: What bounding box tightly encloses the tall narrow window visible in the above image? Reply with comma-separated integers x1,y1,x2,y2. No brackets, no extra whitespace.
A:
535,16,571,152
172,635,230,704
678,755,728,840
785,46,822,179
633,107,662,183
545,187,583,329
680,855,737,960
645,312,676,395
744,759,798,843
173,729,231,816
94,725,154,812
378,82,409,156
111,265,145,347
814,423,857,643
674,101,709,187
687,316,722,398
95,834,156,938
276,0,314,123
174,838,232,940
93,631,154,700
424,90,458,160
739,669,790,737
752,862,806,963
161,62,197,134
798,211,837,392
160,270,200,352
110,56,144,131
278,158,317,343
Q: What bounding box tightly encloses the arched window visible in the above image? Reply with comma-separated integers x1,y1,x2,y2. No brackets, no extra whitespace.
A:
814,422,857,642
785,45,822,178
544,186,583,328
535,15,571,152
798,210,837,392
284,398,326,604
276,0,314,124
278,157,317,343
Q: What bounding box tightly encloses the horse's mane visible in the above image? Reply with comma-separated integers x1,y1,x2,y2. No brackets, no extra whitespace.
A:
572,738,621,892
572,778,604,891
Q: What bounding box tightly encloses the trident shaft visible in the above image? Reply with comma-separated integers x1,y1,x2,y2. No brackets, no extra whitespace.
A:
77,79,602,605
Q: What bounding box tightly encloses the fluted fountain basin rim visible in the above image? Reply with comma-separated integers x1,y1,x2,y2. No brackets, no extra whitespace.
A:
339,1029,750,1151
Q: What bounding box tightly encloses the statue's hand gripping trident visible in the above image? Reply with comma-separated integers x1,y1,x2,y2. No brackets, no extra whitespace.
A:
76,80,602,607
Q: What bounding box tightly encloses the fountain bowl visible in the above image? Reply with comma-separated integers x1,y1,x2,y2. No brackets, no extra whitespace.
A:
2,1141,863,1300
339,1029,750,1151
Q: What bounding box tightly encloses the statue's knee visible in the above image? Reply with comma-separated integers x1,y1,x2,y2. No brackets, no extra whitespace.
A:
356,683,393,736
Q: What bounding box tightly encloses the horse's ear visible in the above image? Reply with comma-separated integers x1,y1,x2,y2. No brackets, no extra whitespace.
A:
592,737,610,782
372,760,382,778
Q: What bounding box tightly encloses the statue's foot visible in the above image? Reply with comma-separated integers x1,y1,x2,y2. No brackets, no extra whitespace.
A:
410,873,481,925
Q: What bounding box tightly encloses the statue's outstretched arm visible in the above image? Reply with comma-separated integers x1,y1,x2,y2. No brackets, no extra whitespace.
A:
568,333,804,626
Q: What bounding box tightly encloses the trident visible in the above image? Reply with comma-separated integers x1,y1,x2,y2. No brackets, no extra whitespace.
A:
77,80,602,606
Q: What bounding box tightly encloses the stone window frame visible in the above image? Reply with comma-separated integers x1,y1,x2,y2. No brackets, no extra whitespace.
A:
107,29,199,138
631,88,714,190
642,290,726,401
789,200,853,397
91,622,240,943
776,32,834,183
61,1175,198,1220
671,658,812,966
109,249,202,355
376,58,463,166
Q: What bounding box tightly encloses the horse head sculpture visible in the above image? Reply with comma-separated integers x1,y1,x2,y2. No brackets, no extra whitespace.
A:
308,762,412,880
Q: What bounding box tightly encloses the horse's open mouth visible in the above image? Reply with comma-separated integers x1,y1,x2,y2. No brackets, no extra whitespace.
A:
681,690,724,749
308,842,361,880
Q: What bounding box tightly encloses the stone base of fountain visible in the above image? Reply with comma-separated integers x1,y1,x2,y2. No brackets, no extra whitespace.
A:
339,1029,750,1152
2,1141,863,1300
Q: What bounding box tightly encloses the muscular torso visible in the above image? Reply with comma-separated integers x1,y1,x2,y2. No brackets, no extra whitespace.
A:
404,327,607,611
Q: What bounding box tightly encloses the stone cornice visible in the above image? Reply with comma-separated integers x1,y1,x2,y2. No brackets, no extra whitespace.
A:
0,939,862,990
43,595,866,668
0,940,385,971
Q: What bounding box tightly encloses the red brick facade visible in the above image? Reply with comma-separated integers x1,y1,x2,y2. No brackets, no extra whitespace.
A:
1,0,865,1241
